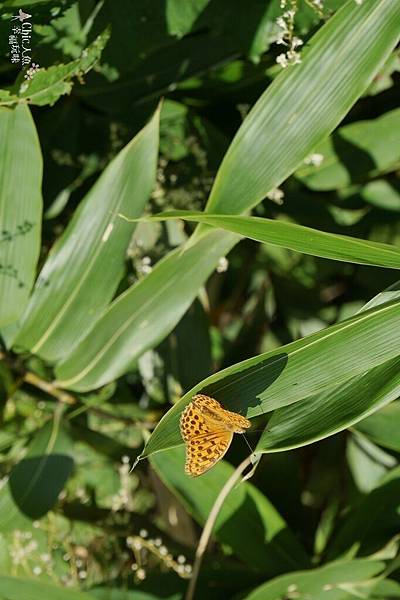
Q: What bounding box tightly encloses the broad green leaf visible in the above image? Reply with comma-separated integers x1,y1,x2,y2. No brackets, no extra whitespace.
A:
52,0,400,391
0,577,94,600
138,210,400,269
54,230,236,391
150,446,309,576
256,356,400,453
296,108,400,191
355,401,400,452
243,559,385,600
362,179,400,212
327,465,400,559
346,432,396,493
0,30,109,108
0,104,42,327
142,297,400,457
0,413,73,531
254,280,400,453
204,0,400,214
13,108,159,361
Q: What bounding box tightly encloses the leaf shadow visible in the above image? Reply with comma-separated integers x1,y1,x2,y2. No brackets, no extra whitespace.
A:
332,132,376,184
215,487,310,576
201,353,288,415
9,454,74,520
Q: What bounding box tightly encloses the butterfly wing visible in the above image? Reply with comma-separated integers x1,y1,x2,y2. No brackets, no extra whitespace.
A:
180,399,233,476
185,430,233,477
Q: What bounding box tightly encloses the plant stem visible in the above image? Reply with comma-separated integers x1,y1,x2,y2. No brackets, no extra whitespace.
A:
24,372,76,405
185,455,252,600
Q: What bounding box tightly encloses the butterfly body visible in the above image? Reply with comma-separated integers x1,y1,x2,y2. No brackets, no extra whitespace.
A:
180,394,251,477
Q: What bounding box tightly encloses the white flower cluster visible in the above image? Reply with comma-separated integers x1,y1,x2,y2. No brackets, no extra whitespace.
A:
275,1,303,68
24,62,40,80
126,531,193,579
111,455,134,512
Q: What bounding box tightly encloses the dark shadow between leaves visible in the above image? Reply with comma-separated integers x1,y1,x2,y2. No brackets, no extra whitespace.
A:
216,489,309,577
9,454,74,520
328,476,400,559
332,132,376,184
201,353,288,414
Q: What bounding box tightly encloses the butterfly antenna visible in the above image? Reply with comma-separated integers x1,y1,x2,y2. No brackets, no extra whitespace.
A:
243,434,255,454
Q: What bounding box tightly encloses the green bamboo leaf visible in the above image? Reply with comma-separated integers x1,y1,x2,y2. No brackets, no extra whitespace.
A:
54,230,237,391
296,108,400,191
355,401,400,452
0,577,94,600
136,210,400,269
0,411,73,531
53,0,400,391
327,465,400,559
12,108,159,361
0,104,42,327
150,446,310,576
142,297,400,458
255,280,400,453
204,0,400,215
256,357,400,453
243,559,385,600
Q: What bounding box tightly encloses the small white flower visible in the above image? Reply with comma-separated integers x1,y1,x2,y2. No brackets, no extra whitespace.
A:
177,555,186,564
216,257,228,273
40,553,51,563
304,153,324,166
287,50,302,65
139,529,148,538
136,568,146,580
292,37,303,48
276,17,287,29
276,53,288,68
33,566,42,576
266,188,284,204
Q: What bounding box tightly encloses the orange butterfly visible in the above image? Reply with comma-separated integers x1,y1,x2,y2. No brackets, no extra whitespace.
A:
180,394,251,477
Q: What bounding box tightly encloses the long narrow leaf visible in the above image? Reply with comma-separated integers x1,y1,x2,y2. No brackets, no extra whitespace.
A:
142,298,400,457
243,559,385,600
54,0,400,390
204,0,400,215
134,210,400,269
13,108,159,361
0,104,42,327
256,357,400,453
55,231,237,390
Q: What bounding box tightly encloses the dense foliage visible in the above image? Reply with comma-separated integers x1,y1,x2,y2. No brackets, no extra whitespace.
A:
0,0,399,598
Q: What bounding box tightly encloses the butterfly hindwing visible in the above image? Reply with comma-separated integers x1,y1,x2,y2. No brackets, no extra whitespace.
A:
185,430,233,477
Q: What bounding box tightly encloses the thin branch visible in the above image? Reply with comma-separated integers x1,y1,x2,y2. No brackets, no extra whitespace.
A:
185,455,252,600
23,372,76,405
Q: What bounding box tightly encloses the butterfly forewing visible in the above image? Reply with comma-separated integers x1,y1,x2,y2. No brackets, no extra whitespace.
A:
180,395,251,476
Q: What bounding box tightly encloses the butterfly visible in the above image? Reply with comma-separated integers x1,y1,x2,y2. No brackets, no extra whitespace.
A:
180,394,251,477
